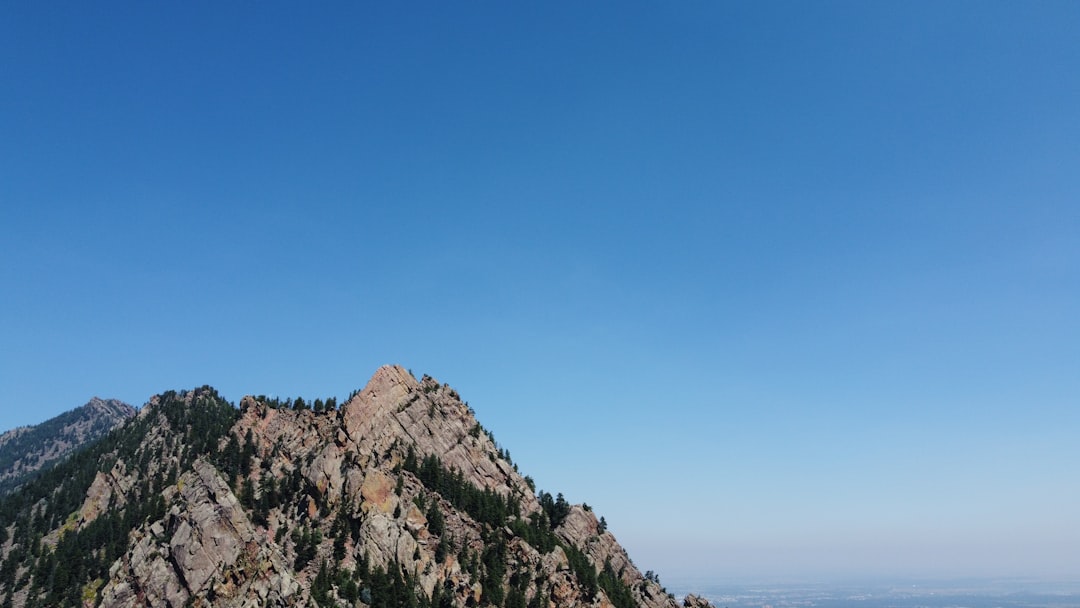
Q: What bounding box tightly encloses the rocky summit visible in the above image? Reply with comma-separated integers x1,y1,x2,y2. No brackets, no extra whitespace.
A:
0,366,707,608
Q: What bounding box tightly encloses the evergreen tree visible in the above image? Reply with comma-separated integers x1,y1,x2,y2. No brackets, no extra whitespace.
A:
426,503,444,536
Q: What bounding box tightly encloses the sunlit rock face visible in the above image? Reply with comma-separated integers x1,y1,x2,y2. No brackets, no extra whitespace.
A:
0,366,711,608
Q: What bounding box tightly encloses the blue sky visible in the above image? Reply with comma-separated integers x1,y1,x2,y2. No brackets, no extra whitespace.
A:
2,2,1078,584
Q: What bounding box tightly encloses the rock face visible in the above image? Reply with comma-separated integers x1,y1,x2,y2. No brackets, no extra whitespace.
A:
0,396,136,495
0,367,714,608
101,460,300,607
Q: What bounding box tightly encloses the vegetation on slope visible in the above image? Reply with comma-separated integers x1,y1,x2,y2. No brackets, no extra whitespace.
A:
0,399,133,496
0,375,657,608
0,387,237,608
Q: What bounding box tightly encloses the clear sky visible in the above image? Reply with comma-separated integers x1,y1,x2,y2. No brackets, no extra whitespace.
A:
2,1,1078,585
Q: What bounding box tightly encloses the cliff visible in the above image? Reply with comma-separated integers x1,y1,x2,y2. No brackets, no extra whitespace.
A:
0,367,705,608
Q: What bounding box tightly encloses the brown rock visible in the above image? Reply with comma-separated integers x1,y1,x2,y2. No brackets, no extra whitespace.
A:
99,459,301,608
78,471,113,527
360,469,397,514
15,367,715,608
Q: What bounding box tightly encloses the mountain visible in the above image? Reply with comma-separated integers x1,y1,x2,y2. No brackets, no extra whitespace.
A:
0,397,136,496
0,366,711,608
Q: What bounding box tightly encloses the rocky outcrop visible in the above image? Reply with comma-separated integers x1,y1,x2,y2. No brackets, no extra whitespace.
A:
79,459,136,528
340,366,535,500
556,505,675,608
0,368,715,608
100,460,301,608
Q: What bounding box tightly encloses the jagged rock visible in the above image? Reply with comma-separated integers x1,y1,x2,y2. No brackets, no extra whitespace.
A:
1,368,711,608
79,471,114,526
557,504,671,606
307,442,345,497
357,512,421,571
360,469,398,514
170,461,251,594
404,504,429,537
100,460,302,608
683,594,714,608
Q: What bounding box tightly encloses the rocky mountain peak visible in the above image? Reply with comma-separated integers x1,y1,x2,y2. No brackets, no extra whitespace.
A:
0,368,712,608
342,364,420,440
85,396,137,418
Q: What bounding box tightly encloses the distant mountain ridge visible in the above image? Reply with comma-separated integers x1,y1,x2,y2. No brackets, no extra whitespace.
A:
0,396,136,495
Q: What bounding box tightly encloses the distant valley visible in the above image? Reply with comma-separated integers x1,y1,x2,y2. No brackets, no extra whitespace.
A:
668,580,1080,608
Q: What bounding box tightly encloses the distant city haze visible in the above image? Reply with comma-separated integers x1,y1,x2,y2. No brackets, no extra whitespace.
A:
631,535,1080,584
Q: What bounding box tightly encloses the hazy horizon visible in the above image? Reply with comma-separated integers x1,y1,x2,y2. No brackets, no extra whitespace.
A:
3,2,1077,585
631,536,1080,587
